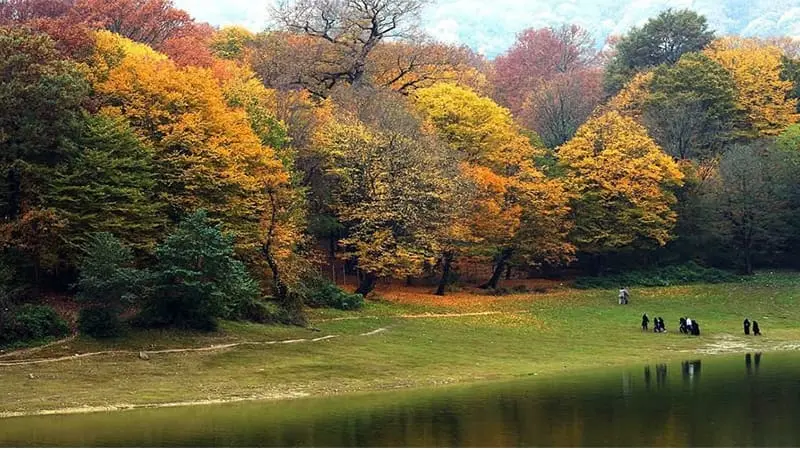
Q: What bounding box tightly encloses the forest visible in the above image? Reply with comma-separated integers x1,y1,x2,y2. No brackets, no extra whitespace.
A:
1,0,799,343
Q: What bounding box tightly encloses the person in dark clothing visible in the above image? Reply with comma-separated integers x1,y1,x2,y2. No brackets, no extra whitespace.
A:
691,320,700,336
679,317,688,334
743,318,751,335
753,321,761,336
642,313,650,331
653,317,663,333
659,317,667,332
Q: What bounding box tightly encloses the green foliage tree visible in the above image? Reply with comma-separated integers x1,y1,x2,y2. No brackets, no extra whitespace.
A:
47,113,166,256
705,143,790,274
604,9,715,95
780,55,800,113
644,52,739,160
139,210,261,330
76,232,145,337
0,27,89,285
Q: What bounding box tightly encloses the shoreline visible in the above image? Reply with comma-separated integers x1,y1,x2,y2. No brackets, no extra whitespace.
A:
2,341,798,420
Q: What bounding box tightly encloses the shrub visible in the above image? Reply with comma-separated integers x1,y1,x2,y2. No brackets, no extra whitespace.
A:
242,300,304,325
1,305,70,345
296,274,364,311
137,210,261,331
78,306,124,338
75,233,145,338
574,262,739,289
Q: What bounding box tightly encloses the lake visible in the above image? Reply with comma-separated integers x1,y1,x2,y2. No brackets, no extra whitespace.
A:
1,351,799,447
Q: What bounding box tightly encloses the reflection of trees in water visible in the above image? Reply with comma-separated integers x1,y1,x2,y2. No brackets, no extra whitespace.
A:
8,353,800,447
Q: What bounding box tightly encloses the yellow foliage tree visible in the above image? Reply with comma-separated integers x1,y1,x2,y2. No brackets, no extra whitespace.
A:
414,83,574,289
604,71,654,120
89,31,295,287
558,111,684,266
319,90,457,295
705,37,799,136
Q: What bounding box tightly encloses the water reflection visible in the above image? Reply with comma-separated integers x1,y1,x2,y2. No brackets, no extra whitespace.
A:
1,352,799,447
681,360,701,386
745,352,762,376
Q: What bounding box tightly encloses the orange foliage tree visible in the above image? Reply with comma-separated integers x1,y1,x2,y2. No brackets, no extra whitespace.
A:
88,31,297,292
414,83,574,290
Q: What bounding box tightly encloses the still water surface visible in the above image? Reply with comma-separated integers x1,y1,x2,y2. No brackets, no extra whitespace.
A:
1,352,800,447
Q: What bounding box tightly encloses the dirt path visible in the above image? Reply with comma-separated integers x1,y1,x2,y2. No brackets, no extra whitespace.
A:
0,334,343,367
0,310,530,367
0,336,77,360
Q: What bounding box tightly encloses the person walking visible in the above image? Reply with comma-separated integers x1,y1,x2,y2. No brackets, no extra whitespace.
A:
642,313,650,331
618,287,630,305
743,318,751,335
753,321,761,336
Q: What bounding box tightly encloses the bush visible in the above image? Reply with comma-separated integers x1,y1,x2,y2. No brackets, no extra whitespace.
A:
0,304,70,345
574,262,739,289
137,211,261,331
78,306,124,338
75,233,144,338
241,300,304,325
296,274,364,311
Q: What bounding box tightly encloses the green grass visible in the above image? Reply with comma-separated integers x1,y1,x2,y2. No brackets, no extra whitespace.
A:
1,272,799,417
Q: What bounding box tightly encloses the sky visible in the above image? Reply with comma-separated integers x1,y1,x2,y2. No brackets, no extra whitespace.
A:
172,0,800,58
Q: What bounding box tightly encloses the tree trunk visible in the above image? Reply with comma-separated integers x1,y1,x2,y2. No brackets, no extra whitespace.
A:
744,248,753,275
435,251,454,296
263,189,288,302
355,272,377,296
480,248,513,289
5,167,21,220
505,264,512,280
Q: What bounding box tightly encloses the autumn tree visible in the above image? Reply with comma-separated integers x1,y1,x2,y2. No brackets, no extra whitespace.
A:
271,0,426,95
414,83,574,289
321,87,455,295
210,25,255,61
520,69,603,148
89,32,294,280
644,52,738,160
73,0,192,47
368,40,488,95
0,26,89,219
604,71,654,120
0,0,73,23
558,111,684,271
493,24,596,115
0,26,89,283
704,142,790,274
705,37,799,136
159,22,215,67
604,9,714,95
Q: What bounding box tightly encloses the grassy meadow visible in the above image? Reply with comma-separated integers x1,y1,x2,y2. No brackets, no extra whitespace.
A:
0,272,799,417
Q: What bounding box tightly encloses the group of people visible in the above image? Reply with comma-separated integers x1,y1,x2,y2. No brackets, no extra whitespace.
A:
624,290,764,337
641,314,701,335
640,313,763,336
743,318,761,335
678,317,701,335
642,315,666,332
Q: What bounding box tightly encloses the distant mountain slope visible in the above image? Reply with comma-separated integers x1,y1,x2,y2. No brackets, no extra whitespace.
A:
174,0,800,58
